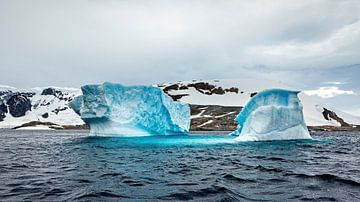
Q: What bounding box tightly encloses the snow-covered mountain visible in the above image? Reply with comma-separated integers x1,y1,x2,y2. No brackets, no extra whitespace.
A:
157,79,360,130
0,85,84,129
0,79,359,130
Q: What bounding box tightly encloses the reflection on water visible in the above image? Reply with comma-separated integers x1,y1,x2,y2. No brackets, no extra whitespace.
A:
0,129,359,201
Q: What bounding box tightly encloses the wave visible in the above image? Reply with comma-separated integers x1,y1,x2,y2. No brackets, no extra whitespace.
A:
223,174,256,183
75,191,129,200
159,185,249,201
285,173,360,187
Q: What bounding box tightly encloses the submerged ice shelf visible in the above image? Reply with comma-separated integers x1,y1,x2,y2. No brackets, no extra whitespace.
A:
231,89,312,141
70,82,190,136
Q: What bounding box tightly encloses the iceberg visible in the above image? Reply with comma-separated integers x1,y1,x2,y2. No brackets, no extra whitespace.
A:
70,82,190,136
231,89,312,141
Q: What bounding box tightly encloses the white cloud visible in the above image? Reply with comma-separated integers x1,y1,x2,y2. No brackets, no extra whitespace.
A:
323,81,344,85
304,86,355,98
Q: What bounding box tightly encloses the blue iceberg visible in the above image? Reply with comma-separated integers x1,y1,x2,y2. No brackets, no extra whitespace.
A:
231,89,312,141
70,82,190,136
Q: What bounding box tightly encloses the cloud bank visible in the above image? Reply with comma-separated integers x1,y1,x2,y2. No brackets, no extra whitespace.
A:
304,86,355,98
0,0,360,87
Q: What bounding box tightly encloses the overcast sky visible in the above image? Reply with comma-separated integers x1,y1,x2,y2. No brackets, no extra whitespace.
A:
0,0,359,115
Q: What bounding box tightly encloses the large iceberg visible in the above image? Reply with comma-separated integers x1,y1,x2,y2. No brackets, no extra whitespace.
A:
70,82,190,136
231,89,312,141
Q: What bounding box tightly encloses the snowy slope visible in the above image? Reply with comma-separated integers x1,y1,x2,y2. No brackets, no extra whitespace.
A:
158,79,360,127
0,86,84,128
160,78,288,106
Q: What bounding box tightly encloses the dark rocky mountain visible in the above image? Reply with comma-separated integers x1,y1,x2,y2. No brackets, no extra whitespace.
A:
7,94,32,117
190,105,242,131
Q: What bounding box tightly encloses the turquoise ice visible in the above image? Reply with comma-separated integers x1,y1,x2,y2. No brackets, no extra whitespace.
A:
231,89,312,141
70,82,190,136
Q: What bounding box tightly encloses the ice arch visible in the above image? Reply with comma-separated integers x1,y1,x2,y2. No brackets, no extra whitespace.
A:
231,89,312,141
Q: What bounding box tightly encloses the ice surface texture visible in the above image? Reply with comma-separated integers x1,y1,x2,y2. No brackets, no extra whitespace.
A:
231,89,312,141
70,82,190,136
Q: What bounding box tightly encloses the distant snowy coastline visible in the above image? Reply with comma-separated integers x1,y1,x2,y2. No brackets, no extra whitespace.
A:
0,79,359,131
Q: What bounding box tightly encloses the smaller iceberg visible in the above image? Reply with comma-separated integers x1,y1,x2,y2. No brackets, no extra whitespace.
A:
231,89,312,141
70,82,190,136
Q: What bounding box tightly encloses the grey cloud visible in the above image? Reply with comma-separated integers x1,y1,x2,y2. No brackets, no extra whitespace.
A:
0,0,359,90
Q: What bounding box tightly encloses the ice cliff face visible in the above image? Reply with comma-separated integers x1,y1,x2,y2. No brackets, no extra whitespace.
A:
231,89,312,141
70,82,190,136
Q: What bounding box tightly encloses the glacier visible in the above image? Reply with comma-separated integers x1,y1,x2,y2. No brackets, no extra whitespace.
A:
231,89,312,141
70,82,190,136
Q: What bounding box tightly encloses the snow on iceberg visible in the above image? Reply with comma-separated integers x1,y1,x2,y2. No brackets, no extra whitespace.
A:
231,89,312,141
70,82,190,136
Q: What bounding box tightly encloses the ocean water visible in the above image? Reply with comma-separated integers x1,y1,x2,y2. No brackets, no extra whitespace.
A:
0,130,359,201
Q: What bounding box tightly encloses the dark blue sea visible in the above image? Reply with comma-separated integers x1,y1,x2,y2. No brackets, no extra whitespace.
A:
0,129,359,201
